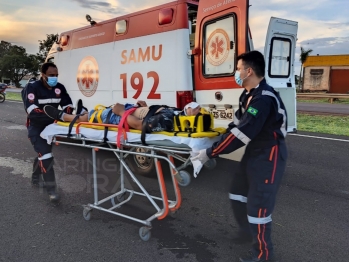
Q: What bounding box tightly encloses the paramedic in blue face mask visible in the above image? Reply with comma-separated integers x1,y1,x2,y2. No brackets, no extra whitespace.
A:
22,62,74,203
191,51,288,262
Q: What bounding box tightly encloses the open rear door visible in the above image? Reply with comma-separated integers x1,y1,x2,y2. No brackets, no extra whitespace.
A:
264,17,298,132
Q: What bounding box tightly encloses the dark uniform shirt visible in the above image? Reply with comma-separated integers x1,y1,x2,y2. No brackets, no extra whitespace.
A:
207,78,287,157
22,79,73,129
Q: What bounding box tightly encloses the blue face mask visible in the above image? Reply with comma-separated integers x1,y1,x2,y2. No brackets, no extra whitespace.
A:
46,76,58,87
234,69,249,87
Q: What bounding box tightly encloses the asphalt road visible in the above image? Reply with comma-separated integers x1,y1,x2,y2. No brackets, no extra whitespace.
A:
1,101,349,262
298,102,349,115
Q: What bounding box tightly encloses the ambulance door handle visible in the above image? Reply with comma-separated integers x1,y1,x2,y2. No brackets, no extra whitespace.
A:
187,48,200,56
230,41,234,50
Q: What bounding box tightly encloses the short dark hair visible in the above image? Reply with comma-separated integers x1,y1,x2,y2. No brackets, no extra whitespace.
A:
41,62,57,74
237,51,265,78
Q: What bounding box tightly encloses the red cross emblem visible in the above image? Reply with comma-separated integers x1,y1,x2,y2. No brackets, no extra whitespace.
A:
211,36,224,59
81,64,94,89
77,56,99,97
206,29,230,66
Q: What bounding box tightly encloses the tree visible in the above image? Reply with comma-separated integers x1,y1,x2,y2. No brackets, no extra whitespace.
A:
37,34,59,62
0,45,40,87
299,47,313,91
0,41,13,81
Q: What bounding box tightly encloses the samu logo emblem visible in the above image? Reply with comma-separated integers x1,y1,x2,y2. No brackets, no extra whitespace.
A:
206,29,230,66
77,56,99,97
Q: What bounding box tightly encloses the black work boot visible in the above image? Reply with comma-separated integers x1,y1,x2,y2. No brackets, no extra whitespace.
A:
43,105,64,121
75,99,88,114
239,250,275,262
46,186,60,203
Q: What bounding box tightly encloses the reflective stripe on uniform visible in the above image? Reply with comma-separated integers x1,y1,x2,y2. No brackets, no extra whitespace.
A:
234,117,240,125
38,153,53,160
231,127,251,145
62,104,73,110
262,90,287,137
27,104,39,114
247,214,272,224
229,193,247,203
38,98,61,104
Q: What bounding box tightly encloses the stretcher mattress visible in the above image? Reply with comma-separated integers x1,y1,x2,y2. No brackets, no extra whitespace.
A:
41,123,221,152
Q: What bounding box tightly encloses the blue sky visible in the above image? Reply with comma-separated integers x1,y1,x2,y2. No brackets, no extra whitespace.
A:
1,0,348,74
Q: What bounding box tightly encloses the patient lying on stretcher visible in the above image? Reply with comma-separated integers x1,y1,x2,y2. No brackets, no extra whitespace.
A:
43,100,202,132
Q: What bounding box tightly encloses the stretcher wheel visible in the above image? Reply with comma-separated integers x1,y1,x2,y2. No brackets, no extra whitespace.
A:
83,208,92,221
204,159,217,170
177,170,191,187
139,227,151,241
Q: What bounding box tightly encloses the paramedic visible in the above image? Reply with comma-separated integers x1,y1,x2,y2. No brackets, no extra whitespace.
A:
191,51,288,262
22,62,74,203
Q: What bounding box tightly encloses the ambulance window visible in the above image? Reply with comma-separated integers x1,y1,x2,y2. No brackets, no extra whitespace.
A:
116,20,127,35
268,37,291,78
203,15,236,77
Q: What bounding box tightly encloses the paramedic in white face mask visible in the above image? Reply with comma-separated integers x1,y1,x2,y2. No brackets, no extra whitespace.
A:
191,51,288,262
21,62,74,203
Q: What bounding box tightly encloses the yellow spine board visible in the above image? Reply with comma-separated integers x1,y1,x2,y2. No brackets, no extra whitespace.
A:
173,114,214,133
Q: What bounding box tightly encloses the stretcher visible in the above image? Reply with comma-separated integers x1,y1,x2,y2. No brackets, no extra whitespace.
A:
40,121,224,241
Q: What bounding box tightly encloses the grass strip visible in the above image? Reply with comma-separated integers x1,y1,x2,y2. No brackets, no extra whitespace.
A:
297,114,349,136
298,98,349,104
5,92,22,101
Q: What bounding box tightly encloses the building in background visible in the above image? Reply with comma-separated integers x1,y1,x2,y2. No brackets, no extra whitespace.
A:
303,55,349,93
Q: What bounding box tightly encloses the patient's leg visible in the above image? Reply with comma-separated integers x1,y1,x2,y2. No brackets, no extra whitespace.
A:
62,114,89,123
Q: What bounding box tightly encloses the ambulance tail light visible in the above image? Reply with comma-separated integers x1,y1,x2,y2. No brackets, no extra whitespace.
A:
176,91,193,109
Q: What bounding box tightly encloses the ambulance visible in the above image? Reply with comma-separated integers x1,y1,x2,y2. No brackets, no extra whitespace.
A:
46,0,298,174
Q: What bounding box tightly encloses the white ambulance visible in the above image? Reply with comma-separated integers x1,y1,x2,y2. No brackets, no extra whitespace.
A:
46,0,298,173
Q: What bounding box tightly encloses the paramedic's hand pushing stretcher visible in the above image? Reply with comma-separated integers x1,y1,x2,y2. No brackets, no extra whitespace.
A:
43,100,202,132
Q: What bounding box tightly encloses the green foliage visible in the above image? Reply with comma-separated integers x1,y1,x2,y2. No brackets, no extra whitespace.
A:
36,34,59,62
0,43,41,87
299,47,313,91
300,47,313,64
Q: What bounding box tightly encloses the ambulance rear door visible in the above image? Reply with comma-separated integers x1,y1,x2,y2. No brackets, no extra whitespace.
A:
193,0,249,128
264,17,298,132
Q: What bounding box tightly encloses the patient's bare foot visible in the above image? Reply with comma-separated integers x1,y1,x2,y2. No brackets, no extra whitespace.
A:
112,103,125,116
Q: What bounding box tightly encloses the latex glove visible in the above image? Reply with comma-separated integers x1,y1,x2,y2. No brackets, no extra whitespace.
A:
191,149,209,164
190,149,209,178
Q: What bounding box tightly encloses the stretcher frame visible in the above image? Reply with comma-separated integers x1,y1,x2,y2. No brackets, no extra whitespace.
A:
51,122,204,241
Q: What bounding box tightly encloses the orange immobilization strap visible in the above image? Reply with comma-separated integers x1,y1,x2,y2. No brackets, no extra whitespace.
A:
116,107,138,148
